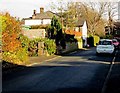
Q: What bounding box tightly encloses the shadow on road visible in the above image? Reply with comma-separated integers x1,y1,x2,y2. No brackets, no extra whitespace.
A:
2,49,120,93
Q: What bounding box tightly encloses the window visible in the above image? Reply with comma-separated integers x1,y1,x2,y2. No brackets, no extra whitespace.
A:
99,41,112,45
41,19,43,24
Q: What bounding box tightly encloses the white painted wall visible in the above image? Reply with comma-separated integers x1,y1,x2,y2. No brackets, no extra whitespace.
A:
43,19,51,24
75,27,79,32
25,19,51,26
82,21,87,47
25,20,42,26
82,21,87,37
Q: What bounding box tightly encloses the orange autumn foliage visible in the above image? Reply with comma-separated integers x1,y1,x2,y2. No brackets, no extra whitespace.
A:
2,32,21,52
2,13,21,52
1,12,29,65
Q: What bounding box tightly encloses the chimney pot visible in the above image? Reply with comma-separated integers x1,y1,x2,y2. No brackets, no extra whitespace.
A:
33,10,36,15
40,7,44,13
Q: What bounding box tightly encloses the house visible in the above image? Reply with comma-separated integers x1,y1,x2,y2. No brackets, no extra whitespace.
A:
65,18,88,48
23,7,58,26
21,7,59,39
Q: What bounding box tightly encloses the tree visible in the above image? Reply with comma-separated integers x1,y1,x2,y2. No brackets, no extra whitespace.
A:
105,2,118,36
50,0,67,31
50,16,65,46
50,1,108,37
64,2,79,29
50,16,62,39
1,12,28,65
79,2,107,36
2,13,21,52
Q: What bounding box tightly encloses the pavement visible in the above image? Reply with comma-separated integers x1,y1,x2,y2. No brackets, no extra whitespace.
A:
27,55,61,66
27,48,88,66
2,48,88,75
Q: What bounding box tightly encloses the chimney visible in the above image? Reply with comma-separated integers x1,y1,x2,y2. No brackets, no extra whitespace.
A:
40,7,44,13
33,10,36,15
32,10,36,19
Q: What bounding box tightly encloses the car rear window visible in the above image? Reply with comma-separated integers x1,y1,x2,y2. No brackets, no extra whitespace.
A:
99,41,112,45
113,41,117,43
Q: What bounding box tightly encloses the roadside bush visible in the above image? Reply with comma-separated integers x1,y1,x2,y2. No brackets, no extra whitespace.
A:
44,39,56,55
65,34,77,42
18,34,29,50
105,34,113,39
87,36,94,47
28,39,39,56
1,12,28,65
31,25,48,29
93,35,100,46
28,38,56,56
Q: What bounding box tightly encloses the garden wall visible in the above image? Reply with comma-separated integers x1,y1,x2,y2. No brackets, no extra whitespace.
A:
61,42,78,53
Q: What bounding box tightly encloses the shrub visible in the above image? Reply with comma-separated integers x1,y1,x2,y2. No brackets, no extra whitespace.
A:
2,48,28,65
93,35,100,46
87,36,94,47
1,12,28,65
28,39,39,56
28,38,56,56
18,34,29,50
31,25,48,29
44,39,56,55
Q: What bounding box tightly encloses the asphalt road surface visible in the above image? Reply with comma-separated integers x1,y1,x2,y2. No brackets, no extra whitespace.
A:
3,47,118,93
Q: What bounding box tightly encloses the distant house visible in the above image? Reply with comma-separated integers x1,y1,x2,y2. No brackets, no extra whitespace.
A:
65,18,88,47
21,7,58,39
23,7,58,26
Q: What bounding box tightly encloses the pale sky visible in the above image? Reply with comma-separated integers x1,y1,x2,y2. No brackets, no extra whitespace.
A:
0,0,66,18
0,0,120,19
0,0,74,19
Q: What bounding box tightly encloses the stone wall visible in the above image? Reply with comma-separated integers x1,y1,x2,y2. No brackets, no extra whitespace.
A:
22,29,45,39
61,42,78,53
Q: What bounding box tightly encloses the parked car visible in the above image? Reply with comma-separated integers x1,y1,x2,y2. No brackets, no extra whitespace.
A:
112,39,120,49
96,39,115,55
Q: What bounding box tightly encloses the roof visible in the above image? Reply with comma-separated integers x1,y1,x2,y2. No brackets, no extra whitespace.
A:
33,11,54,19
23,11,58,21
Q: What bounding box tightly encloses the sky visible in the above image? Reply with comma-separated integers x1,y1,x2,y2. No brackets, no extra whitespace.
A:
0,0,70,19
0,0,54,18
0,0,120,19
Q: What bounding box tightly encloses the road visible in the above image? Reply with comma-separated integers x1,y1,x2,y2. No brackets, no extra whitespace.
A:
2,47,119,93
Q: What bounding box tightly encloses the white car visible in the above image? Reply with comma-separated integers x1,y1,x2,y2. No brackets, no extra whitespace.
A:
96,39,115,55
